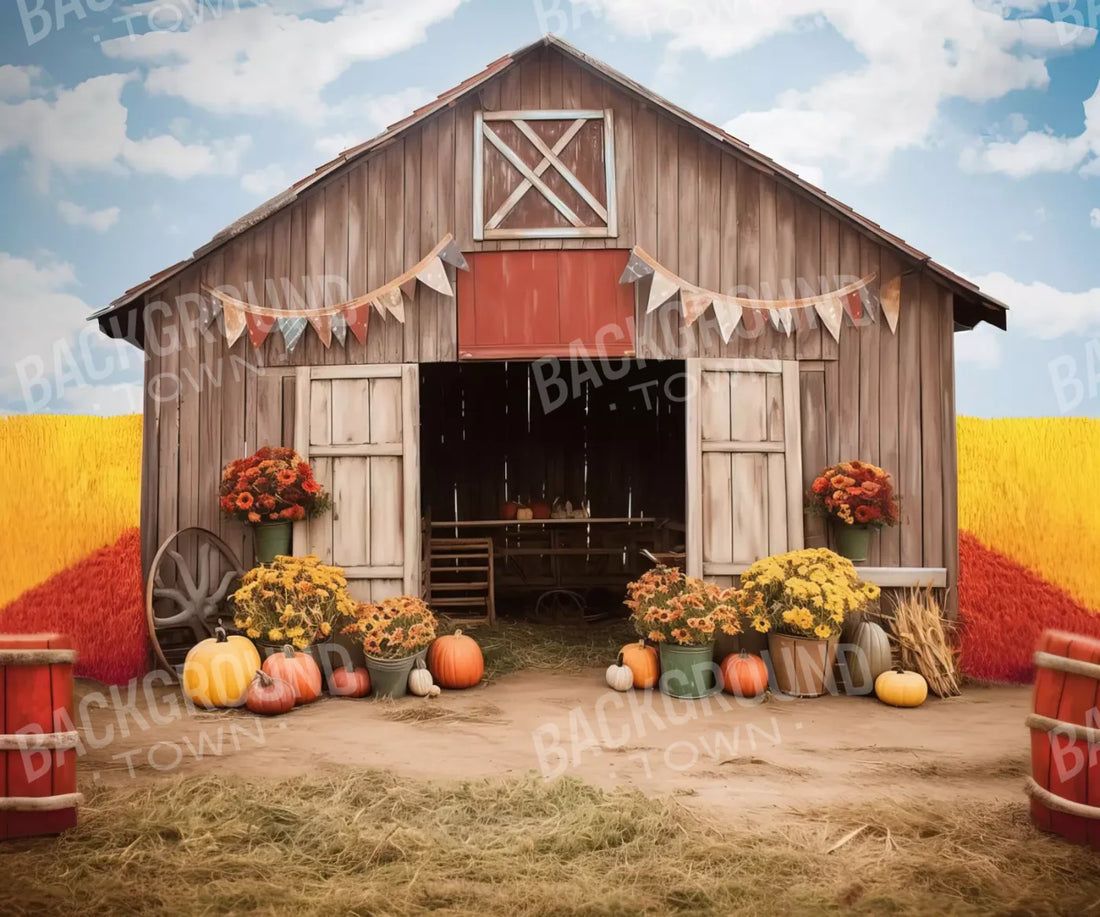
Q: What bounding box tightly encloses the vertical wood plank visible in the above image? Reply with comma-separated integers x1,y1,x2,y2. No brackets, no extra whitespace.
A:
404,135,424,362
220,240,249,563
819,212,840,362
611,88,634,248
652,114,680,359
365,155,387,364
794,195,822,360
762,179,784,358
782,361,804,551
436,108,457,360
384,143,406,364
800,369,828,547
402,364,421,595
940,291,959,617
453,100,473,253
837,225,861,463
304,190,326,368
196,252,223,542
878,247,902,566
732,162,760,358
859,237,882,564
346,163,369,366
898,268,923,566
920,275,945,569
176,272,200,536
685,359,703,577
324,175,349,369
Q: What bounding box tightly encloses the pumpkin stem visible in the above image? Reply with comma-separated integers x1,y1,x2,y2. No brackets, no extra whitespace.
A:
215,621,228,643
254,669,273,687
616,652,625,667
414,657,426,670
282,644,296,658
454,628,463,638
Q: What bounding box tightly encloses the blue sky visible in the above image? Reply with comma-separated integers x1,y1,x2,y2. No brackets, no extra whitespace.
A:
1,0,1099,417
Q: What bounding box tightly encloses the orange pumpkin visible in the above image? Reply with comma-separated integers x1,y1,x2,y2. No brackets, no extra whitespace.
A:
428,629,484,689
720,651,769,698
619,640,659,689
245,670,296,716
529,501,551,520
501,501,519,520
328,665,370,698
262,645,322,704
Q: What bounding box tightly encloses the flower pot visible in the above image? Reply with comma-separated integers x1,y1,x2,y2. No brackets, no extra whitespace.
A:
254,521,292,564
833,521,871,564
364,648,428,699
767,632,839,698
658,643,717,699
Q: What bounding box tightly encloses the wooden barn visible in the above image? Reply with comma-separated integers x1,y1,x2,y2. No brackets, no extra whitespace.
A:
95,36,1006,628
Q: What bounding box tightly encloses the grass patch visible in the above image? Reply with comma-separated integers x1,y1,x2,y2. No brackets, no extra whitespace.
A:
380,700,508,725
3,771,1099,916
448,619,635,680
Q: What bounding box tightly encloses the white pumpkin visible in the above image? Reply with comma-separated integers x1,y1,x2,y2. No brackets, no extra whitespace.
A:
605,654,634,692
408,658,435,697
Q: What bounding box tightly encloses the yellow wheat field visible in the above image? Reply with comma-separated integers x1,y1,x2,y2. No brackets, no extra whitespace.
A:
0,414,142,607
957,416,1100,612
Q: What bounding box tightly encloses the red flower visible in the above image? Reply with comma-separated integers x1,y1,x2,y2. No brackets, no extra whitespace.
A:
257,494,276,512
236,492,254,510
855,505,881,523
247,512,261,523
811,476,829,494
276,469,296,486
297,462,311,478
303,479,321,495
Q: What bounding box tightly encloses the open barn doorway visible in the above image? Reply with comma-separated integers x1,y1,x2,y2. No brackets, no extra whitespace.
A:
420,360,686,622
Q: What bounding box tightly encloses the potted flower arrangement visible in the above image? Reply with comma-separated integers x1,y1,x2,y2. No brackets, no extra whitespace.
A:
341,595,438,698
624,566,741,699
231,555,355,671
806,461,899,563
740,548,881,697
220,446,331,563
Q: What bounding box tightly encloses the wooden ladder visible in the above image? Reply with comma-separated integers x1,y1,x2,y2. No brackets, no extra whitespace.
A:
427,537,496,624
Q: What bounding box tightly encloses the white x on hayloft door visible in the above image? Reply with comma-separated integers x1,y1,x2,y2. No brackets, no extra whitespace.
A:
686,359,804,582
293,364,420,602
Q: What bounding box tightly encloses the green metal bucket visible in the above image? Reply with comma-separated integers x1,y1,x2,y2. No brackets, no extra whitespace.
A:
658,643,716,699
834,522,871,564
254,521,293,564
365,649,428,699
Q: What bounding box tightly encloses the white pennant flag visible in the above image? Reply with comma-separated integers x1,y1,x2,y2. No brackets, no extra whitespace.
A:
416,256,452,296
814,295,844,342
713,297,743,343
646,271,680,314
375,286,405,322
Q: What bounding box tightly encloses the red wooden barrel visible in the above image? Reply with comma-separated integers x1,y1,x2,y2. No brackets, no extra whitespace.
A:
0,634,81,840
1028,630,1100,848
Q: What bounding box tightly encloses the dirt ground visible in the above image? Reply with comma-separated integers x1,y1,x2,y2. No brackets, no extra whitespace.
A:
74,671,1031,819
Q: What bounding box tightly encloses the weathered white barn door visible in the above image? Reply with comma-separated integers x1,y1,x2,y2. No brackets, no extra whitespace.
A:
686,359,803,581
293,364,420,602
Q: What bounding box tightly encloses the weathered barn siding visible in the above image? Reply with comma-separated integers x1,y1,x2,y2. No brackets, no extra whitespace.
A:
138,44,958,597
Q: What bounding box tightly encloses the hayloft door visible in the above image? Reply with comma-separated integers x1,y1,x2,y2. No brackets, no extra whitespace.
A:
685,359,804,583
293,364,421,602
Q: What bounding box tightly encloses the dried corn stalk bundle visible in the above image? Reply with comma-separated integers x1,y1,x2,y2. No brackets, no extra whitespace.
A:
890,587,961,697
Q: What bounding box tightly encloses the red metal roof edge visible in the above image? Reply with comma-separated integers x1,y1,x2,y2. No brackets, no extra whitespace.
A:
96,34,1006,324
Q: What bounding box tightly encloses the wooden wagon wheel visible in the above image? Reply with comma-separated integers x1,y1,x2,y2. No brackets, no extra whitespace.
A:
533,589,587,624
145,527,244,680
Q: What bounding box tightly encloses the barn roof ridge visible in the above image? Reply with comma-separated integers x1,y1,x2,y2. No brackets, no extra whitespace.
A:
94,34,1006,331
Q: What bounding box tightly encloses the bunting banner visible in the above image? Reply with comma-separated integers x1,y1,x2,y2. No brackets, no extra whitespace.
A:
202,234,467,349
618,246,895,343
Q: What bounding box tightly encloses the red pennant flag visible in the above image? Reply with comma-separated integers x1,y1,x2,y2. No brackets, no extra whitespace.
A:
245,311,276,348
843,290,863,324
345,303,370,345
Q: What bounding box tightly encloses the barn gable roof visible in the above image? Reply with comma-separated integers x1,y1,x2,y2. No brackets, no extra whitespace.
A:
94,34,1006,335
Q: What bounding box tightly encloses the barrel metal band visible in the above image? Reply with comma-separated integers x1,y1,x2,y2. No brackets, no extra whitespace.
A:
1026,777,1100,820
1033,651,1100,681
0,649,76,666
0,792,84,812
0,731,80,752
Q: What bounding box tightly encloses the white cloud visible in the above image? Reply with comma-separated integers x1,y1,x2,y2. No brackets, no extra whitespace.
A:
1014,230,1034,242
315,87,435,155
0,65,41,101
0,253,138,414
964,78,1100,177
0,73,250,187
101,0,464,123
241,163,290,197
974,271,1100,339
575,0,1095,180
315,133,360,158
955,324,1003,369
1091,207,1100,228
57,201,121,233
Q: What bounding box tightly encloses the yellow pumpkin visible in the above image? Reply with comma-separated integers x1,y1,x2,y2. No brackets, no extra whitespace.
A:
874,666,928,708
182,625,261,708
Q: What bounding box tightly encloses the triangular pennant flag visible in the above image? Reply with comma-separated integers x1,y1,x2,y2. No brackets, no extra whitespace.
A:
438,238,469,272
646,271,680,314
859,283,880,324
200,293,221,331
221,298,246,348
416,257,452,296
713,297,744,343
399,276,418,305
619,251,653,284
880,275,901,333
330,310,347,346
814,295,844,342
345,303,370,345
376,286,405,322
308,312,332,348
768,307,786,332
278,316,308,353
843,289,863,324
245,311,276,348
781,307,795,335
370,298,387,317
680,288,712,327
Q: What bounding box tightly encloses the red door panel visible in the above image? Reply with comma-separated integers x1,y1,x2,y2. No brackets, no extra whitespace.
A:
457,250,635,359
